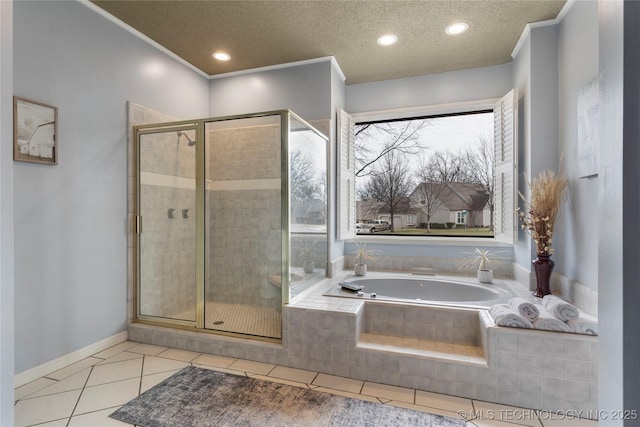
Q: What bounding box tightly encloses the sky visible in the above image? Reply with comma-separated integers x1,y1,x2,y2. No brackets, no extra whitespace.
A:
419,112,494,154
357,111,494,174
355,111,494,194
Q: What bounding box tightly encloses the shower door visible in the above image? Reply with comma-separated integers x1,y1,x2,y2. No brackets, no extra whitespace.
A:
137,125,199,324
134,111,327,340
203,115,284,338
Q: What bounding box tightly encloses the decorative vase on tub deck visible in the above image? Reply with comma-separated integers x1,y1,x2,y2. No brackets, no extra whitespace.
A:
354,263,367,276
517,170,567,298
532,254,554,297
477,269,493,284
459,248,504,284
351,242,378,277
303,261,315,274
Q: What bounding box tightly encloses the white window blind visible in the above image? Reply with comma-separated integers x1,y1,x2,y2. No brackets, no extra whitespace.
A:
493,90,517,244
337,108,356,240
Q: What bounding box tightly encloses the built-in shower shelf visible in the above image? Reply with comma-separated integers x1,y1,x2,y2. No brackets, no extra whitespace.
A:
356,333,487,367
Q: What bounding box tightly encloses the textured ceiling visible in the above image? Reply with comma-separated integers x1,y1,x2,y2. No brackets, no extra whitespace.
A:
91,0,566,84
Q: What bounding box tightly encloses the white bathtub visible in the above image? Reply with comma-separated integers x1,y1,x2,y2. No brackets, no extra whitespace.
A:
324,276,512,308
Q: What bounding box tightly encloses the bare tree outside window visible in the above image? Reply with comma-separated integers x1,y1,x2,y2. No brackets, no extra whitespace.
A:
364,152,413,232
464,136,495,230
426,150,475,184
290,149,321,201
413,156,446,232
355,119,430,178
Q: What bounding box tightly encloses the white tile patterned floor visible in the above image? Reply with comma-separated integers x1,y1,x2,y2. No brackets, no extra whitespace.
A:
14,341,598,427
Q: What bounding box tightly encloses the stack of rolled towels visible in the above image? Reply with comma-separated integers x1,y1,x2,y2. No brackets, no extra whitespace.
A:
489,295,598,335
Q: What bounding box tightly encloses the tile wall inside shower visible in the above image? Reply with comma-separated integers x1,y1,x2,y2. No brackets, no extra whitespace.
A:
206,124,282,310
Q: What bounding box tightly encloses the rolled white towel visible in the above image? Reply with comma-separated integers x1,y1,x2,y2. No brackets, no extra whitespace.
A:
541,295,579,321
533,304,571,332
507,297,539,322
567,314,598,336
489,304,533,329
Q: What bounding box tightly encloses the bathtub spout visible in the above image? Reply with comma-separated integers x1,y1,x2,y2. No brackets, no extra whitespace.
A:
410,267,437,276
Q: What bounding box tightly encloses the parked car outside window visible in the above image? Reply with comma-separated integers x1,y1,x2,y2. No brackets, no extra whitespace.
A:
357,220,390,233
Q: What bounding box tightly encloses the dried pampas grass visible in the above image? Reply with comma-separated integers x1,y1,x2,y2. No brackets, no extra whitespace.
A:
518,170,567,255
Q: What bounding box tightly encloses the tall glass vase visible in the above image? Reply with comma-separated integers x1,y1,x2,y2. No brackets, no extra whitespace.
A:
532,254,554,297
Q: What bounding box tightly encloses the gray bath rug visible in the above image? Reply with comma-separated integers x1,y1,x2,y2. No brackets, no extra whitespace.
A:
110,366,465,427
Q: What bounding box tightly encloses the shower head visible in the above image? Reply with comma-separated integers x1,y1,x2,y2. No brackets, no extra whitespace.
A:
177,131,196,146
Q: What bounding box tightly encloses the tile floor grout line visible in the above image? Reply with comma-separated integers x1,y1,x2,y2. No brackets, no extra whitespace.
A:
15,379,60,403
66,364,95,427
138,355,146,396
309,371,320,386
28,415,70,427
264,364,277,377
65,404,125,425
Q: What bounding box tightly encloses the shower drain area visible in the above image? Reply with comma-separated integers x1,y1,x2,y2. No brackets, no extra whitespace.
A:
173,302,281,339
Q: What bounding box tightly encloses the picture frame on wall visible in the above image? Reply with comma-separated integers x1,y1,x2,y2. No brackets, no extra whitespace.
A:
13,96,58,165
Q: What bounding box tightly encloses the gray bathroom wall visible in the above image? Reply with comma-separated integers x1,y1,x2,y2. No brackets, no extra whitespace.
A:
346,63,512,113
0,0,14,424
12,0,209,374
511,25,561,273
208,60,332,121
511,3,600,298
598,1,640,424
555,0,599,291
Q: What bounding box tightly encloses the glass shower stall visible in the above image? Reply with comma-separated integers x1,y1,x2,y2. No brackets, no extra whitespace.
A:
135,111,327,340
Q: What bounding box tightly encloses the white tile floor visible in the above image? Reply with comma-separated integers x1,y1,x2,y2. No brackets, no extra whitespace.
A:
14,341,598,427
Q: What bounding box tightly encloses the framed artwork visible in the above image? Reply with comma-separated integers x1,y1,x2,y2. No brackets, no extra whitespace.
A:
577,79,598,178
13,96,58,165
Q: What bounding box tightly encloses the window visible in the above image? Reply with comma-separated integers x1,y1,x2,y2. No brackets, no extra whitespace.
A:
456,211,466,225
338,91,516,242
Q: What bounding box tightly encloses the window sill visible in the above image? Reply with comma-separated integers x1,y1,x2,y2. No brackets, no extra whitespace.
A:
352,235,513,247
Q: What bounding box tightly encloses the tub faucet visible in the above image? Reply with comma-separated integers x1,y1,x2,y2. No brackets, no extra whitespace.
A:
410,267,436,276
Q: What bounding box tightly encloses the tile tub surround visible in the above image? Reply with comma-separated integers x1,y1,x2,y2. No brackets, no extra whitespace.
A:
129,272,598,419
344,255,514,279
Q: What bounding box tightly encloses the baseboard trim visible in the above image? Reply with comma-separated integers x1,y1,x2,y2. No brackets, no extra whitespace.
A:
14,330,128,388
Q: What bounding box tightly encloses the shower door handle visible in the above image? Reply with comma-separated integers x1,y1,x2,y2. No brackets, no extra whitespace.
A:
136,215,142,234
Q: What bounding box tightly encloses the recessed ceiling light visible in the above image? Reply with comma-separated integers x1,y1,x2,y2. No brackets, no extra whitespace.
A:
445,23,468,35
212,52,231,61
377,34,398,46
